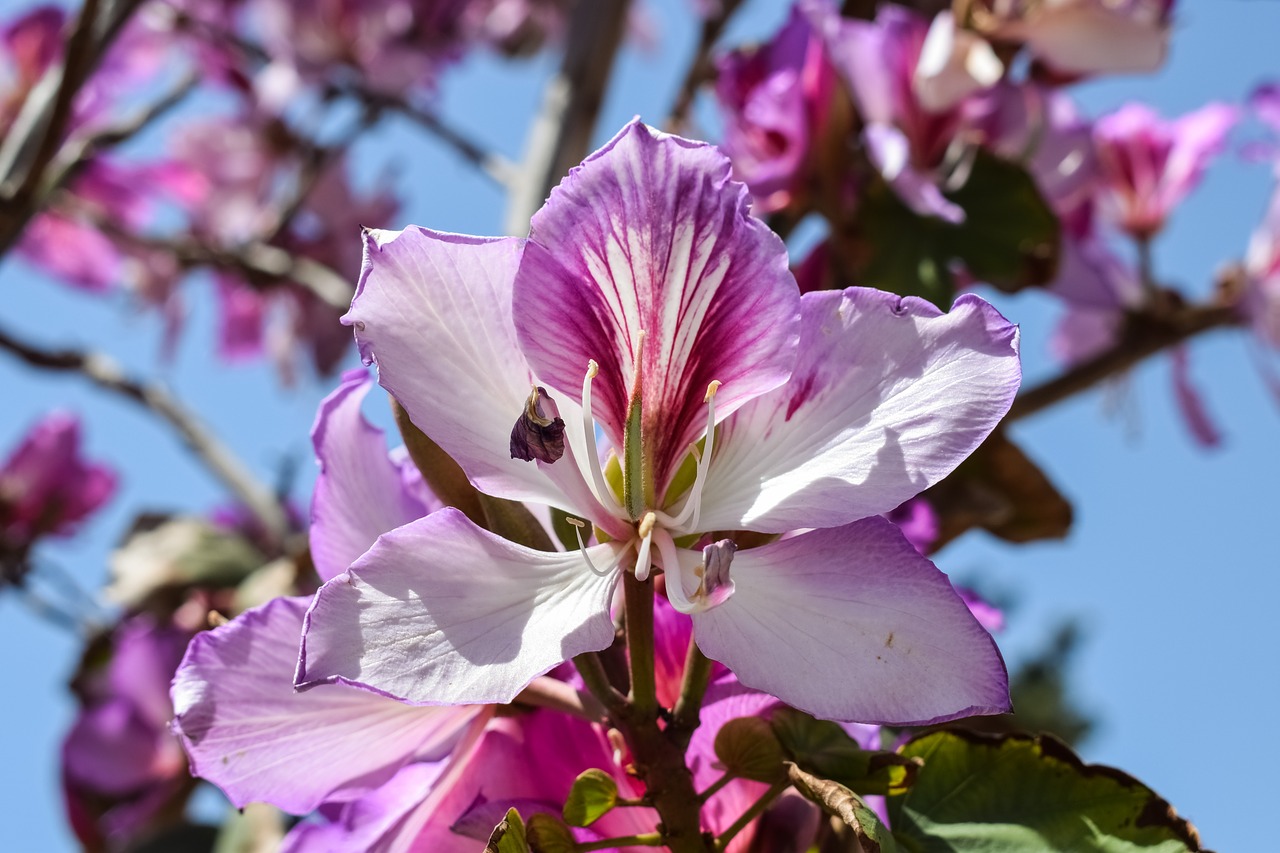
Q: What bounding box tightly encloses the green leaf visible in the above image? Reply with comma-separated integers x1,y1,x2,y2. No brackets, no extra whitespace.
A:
525,813,577,853
771,708,921,796
485,808,530,853
714,717,787,783
888,731,1206,852
787,762,898,853
562,768,619,828
856,151,1060,307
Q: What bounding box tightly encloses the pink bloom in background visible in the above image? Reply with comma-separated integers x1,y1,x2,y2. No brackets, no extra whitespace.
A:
62,616,192,850
973,0,1173,78
714,3,836,213
1244,185,1280,351
808,0,1000,222
1093,101,1238,240
0,413,116,562
297,120,1019,725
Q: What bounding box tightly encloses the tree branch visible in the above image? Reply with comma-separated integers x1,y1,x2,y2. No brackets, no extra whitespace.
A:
0,324,291,547
504,0,633,234
1007,302,1241,424
665,0,745,134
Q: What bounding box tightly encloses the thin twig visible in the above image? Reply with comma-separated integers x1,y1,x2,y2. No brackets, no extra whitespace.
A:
0,324,291,547
665,0,745,134
333,82,518,187
504,0,633,234
1007,302,1241,423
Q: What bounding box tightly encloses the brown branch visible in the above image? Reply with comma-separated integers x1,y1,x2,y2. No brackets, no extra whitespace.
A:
504,0,633,234
0,324,291,547
1007,302,1242,424
664,0,745,134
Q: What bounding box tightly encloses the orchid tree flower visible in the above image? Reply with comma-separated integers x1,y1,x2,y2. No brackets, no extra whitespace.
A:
804,0,1001,223
170,370,482,815
714,3,837,213
0,412,116,567
297,119,1020,725
1093,101,1238,241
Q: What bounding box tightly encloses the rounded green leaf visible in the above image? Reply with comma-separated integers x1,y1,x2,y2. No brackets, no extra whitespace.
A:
714,716,787,783
562,768,619,827
525,813,577,853
888,731,1205,852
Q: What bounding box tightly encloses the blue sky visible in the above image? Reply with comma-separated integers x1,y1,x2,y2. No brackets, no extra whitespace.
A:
1,0,1277,849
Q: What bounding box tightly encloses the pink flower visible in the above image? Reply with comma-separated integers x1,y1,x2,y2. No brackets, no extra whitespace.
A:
0,413,116,561
1093,101,1238,240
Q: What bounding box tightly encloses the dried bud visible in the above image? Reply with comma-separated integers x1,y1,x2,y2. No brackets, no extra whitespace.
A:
510,386,566,464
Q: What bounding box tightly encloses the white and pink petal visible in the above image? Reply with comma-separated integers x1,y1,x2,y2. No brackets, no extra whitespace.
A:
310,369,437,583
297,508,622,706
513,120,800,490
170,596,486,814
690,518,1010,725
697,289,1020,533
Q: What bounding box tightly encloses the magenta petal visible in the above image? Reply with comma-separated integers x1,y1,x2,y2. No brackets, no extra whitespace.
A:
1170,346,1223,448
698,289,1020,532
171,596,483,813
692,519,1010,724
297,508,622,706
310,369,437,582
513,120,800,489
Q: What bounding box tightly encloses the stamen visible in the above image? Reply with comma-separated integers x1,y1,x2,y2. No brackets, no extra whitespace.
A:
567,517,632,577
579,359,624,517
634,526,654,583
664,380,721,533
652,527,697,613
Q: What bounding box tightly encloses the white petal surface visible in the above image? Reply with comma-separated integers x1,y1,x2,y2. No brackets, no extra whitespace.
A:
310,370,436,582
171,596,483,813
697,289,1020,533
691,520,1010,724
297,508,622,706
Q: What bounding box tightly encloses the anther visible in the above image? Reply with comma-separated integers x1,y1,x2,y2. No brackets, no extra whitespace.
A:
510,385,566,463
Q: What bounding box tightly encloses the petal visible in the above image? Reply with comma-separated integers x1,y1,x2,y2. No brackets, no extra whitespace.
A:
698,289,1020,532
346,227,604,519
513,120,800,489
691,519,1011,724
1160,102,1238,213
1170,346,1222,448
914,12,1002,114
171,596,483,813
1024,5,1168,76
863,123,964,223
297,508,622,706
310,369,438,582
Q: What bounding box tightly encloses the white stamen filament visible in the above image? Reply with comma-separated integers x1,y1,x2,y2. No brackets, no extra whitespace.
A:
652,526,702,614
634,526,654,583
661,380,720,534
579,359,625,517
567,517,633,577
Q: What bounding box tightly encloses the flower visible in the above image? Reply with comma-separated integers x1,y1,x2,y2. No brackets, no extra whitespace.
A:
1093,101,1238,240
807,1,1001,222
0,412,116,568
297,120,1020,724
714,3,836,213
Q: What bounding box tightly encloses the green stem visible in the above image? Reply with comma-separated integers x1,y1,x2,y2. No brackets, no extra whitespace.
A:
624,570,658,721
714,778,789,851
572,652,627,718
671,641,715,745
576,832,664,851
696,772,736,804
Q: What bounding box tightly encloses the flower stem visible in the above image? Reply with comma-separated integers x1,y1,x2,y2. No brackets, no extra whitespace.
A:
671,641,714,746
572,652,627,717
714,778,789,851
697,772,736,804
576,832,664,851
624,570,658,721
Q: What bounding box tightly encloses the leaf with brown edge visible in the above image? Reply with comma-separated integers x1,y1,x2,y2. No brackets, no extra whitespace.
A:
786,762,898,853
485,808,531,853
889,730,1207,852
923,430,1073,550
525,813,576,853
771,708,921,796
